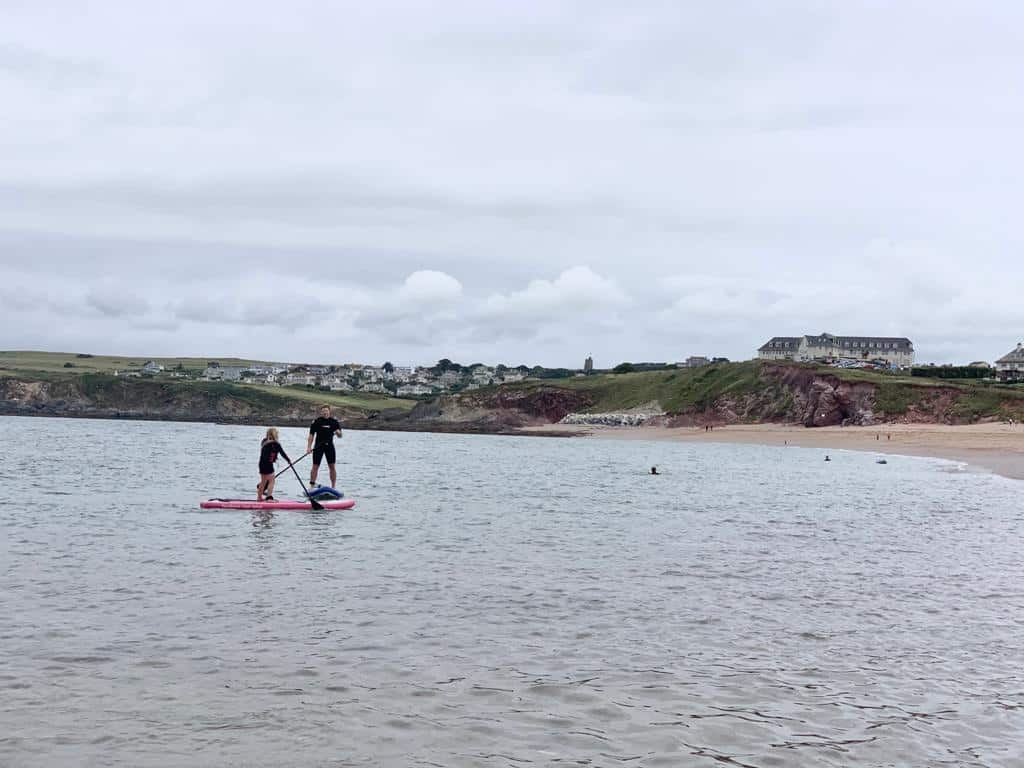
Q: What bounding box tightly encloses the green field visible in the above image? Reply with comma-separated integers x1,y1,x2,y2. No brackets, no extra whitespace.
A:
540,361,767,413
230,382,414,412
0,350,268,375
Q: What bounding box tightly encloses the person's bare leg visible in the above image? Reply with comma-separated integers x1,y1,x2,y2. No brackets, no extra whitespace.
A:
265,475,276,498
328,463,337,488
257,475,268,501
310,462,319,486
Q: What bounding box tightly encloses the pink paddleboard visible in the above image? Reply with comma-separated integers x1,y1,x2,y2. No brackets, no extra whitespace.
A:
199,498,356,511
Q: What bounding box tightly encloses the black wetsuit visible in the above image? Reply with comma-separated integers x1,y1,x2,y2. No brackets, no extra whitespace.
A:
309,416,341,465
259,439,290,475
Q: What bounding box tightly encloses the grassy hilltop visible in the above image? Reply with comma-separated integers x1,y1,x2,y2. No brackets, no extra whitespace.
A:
0,350,264,376
0,351,414,423
4,352,1024,429
413,360,1024,428
552,362,1022,415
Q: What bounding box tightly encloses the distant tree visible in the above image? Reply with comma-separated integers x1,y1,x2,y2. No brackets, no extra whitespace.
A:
535,368,574,379
495,364,508,374
63,362,74,368
383,361,395,373
433,358,463,374
613,362,636,374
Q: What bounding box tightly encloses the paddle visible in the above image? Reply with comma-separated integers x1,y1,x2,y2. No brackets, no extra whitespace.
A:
283,457,324,511
275,450,311,479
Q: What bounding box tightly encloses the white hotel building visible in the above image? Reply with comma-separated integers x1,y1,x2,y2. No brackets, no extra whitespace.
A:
758,332,915,367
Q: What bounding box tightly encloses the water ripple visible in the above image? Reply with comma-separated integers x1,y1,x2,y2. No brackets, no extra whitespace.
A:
0,416,1022,767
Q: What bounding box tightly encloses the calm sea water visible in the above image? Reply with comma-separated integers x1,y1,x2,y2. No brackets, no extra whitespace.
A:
1,415,1022,767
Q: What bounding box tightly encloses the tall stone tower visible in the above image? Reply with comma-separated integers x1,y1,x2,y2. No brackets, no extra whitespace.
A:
584,356,593,374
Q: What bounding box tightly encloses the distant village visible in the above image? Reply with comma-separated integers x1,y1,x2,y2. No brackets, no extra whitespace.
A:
113,333,1024,398
116,359,533,398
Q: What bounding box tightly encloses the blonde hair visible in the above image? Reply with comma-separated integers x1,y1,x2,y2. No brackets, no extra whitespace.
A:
264,427,279,442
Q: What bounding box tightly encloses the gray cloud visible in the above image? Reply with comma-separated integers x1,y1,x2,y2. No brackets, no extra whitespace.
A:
2,1,1023,366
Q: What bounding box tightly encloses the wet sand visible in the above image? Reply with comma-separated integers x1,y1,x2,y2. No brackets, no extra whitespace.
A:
524,422,1024,480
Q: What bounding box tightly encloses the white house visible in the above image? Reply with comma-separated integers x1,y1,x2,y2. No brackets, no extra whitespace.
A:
142,360,163,374
321,373,348,389
996,342,1024,381
471,366,495,385
757,337,801,361
397,383,435,397
391,366,413,382
203,365,246,381
438,370,463,388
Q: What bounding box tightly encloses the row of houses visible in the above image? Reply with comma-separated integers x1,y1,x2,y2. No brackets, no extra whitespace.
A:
196,361,529,396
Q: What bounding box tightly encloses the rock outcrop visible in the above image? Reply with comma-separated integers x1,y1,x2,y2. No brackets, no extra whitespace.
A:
560,412,653,426
408,385,595,430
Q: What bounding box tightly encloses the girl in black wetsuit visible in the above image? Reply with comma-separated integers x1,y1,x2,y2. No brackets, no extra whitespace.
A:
257,428,291,501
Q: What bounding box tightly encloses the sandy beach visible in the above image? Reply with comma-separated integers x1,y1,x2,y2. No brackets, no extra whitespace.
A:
524,422,1024,481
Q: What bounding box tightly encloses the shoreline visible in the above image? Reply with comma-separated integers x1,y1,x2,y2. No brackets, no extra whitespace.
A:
522,422,1024,481
0,409,578,438
4,409,1022,480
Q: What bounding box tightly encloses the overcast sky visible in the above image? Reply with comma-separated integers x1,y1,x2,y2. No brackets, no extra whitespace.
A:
2,1,1021,367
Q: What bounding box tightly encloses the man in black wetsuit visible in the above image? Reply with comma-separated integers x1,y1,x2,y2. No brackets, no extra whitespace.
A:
307,405,342,488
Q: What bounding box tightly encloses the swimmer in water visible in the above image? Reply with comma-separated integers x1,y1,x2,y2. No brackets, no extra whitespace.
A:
650,466,659,475
825,455,831,462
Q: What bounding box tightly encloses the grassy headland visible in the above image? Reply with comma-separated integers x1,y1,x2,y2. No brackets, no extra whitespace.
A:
0,351,414,424
4,352,1024,430
423,361,1024,428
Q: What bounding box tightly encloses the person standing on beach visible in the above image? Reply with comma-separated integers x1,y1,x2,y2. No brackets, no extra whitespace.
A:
307,405,342,488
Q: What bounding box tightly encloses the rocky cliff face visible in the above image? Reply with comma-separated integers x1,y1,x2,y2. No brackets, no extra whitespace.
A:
0,376,368,425
3,364,1018,431
761,365,880,426
674,365,972,427
407,365,1003,430
408,385,595,430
